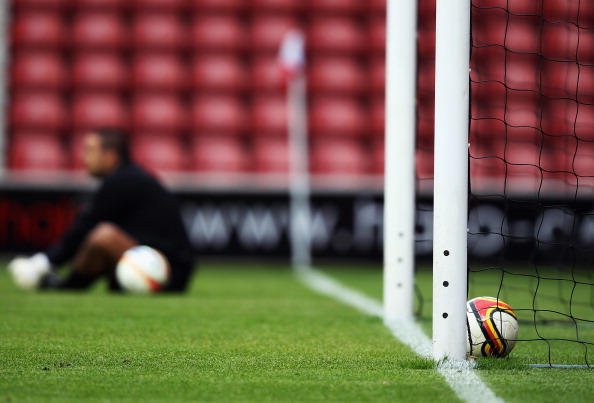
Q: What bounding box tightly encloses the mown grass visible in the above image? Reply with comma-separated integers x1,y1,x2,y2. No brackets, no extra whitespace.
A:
0,263,451,403
3,262,594,403
320,263,594,403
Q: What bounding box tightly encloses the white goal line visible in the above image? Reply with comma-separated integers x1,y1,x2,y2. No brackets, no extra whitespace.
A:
295,265,504,403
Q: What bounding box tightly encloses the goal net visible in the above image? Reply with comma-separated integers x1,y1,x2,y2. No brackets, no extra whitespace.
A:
468,0,594,366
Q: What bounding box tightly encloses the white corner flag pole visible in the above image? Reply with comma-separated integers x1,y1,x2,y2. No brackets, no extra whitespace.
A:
383,0,418,324
433,0,471,361
279,30,311,269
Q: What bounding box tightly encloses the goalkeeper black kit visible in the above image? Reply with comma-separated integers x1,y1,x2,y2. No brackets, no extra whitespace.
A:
45,161,195,291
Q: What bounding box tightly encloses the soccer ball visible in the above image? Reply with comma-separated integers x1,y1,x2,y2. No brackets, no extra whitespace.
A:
466,296,519,358
116,246,170,293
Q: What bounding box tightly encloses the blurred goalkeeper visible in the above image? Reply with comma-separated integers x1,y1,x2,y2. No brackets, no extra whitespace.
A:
8,128,195,292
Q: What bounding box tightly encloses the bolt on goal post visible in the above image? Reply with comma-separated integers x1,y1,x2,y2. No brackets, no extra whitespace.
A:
432,0,471,361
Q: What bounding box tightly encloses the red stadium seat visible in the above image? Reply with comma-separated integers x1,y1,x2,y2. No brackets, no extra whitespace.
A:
13,0,66,9
478,0,538,16
418,0,436,28
469,0,503,9
371,97,384,137
470,122,505,151
132,94,187,132
417,112,434,145
191,95,247,134
253,136,289,173
252,96,288,135
192,55,247,92
369,0,386,13
470,155,506,181
471,104,506,130
132,13,187,50
370,57,385,94
574,104,594,141
417,62,435,96
192,15,245,50
69,134,86,171
417,60,435,100
308,57,366,95
307,17,365,54
542,22,594,62
131,0,186,10
470,45,506,83
541,134,575,170
469,119,505,182
417,25,436,59
307,0,364,13
10,52,67,89
417,60,435,106
190,135,247,173
72,52,128,90
72,93,128,130
503,91,541,129
473,133,562,182
11,11,65,48
505,17,541,54
9,132,65,171
570,62,594,104
472,119,545,173
471,78,506,105
132,53,187,91
471,80,506,121
541,97,576,137
550,60,590,97
251,57,285,91
416,148,434,180
543,0,594,25
470,119,502,160
132,134,187,173
372,139,384,175
471,7,507,47
473,11,541,55
193,0,246,12
310,138,369,175
505,54,540,91
72,12,127,49
75,0,124,9
250,0,301,12
250,15,299,52
10,91,66,130
541,60,579,101
368,16,386,54
309,97,366,137
504,141,545,181
573,141,594,179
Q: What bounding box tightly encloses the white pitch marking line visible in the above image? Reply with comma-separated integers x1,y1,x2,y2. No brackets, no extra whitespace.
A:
295,265,504,403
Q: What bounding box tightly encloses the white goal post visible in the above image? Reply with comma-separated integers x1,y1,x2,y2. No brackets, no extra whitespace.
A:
384,0,470,361
432,0,470,361
383,0,418,324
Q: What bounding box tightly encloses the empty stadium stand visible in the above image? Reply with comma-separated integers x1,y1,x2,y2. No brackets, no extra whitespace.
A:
5,0,388,179
8,0,584,189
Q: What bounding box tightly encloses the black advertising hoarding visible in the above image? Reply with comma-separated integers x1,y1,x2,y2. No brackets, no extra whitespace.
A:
2,188,594,265
0,188,384,260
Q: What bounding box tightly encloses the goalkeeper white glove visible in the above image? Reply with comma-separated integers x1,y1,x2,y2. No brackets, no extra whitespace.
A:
8,253,52,290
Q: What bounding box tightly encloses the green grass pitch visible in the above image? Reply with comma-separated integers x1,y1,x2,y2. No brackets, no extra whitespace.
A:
2,262,594,403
